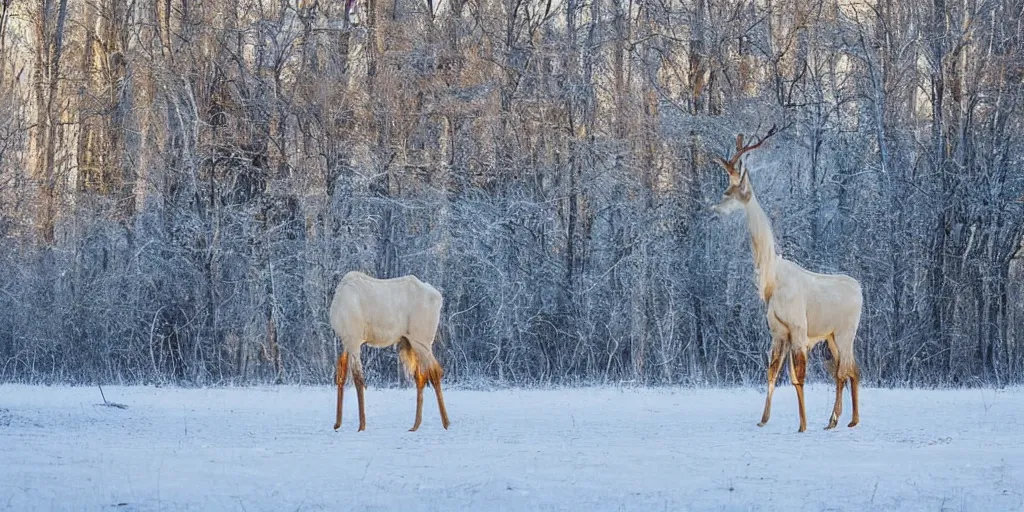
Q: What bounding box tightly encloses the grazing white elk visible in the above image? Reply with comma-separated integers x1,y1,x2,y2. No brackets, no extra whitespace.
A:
329,271,451,432
711,126,863,432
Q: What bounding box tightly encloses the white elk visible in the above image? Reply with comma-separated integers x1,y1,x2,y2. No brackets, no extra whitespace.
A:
711,126,863,432
328,271,451,432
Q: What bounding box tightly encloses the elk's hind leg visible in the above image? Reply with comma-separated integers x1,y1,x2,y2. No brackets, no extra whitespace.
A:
347,347,367,432
354,371,367,431
398,340,429,432
848,366,860,428
825,335,844,430
410,370,427,432
832,327,860,429
428,362,451,430
333,351,349,430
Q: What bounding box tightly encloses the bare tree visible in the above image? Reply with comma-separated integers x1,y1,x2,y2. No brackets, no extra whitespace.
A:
0,0,1020,387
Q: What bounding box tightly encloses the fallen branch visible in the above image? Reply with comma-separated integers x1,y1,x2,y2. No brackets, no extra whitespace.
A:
96,385,128,409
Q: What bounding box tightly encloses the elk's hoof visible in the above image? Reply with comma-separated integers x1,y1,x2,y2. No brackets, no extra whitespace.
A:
848,420,859,428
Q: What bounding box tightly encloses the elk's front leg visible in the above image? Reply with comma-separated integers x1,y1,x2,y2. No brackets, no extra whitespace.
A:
758,339,786,427
333,352,349,430
790,346,809,433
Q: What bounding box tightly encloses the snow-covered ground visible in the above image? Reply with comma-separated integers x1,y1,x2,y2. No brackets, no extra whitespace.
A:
1,384,1022,511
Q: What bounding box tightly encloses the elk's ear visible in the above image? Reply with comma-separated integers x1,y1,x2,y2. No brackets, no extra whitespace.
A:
713,157,730,170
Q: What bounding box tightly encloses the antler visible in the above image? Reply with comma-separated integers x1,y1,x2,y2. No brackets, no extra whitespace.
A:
734,124,778,162
716,124,779,176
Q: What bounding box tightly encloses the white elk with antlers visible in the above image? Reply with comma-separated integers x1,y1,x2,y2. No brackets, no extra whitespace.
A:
711,126,863,432
329,271,451,432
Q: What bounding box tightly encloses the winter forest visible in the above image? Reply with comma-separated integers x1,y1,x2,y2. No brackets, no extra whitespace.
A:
0,0,1022,388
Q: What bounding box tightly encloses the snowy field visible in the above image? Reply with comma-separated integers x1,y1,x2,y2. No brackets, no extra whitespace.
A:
1,384,1022,512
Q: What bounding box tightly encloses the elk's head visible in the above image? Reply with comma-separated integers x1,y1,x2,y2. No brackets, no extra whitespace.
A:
711,125,778,215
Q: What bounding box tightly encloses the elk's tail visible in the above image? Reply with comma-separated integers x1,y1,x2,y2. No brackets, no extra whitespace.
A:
397,338,443,384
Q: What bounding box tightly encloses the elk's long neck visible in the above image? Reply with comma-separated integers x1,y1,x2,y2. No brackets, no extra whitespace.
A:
743,192,778,303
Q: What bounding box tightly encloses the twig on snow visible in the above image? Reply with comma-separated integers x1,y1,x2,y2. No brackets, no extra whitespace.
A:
96,385,128,409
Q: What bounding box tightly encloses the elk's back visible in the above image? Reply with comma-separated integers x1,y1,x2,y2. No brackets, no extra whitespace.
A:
329,272,443,346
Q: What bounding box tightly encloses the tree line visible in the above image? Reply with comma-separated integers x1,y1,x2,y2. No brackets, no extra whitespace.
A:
0,0,1022,387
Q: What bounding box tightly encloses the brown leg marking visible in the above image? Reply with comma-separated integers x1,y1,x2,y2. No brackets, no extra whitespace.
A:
791,349,808,433
409,369,427,432
759,344,785,427
353,370,367,432
333,352,349,431
848,368,860,428
428,363,451,430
